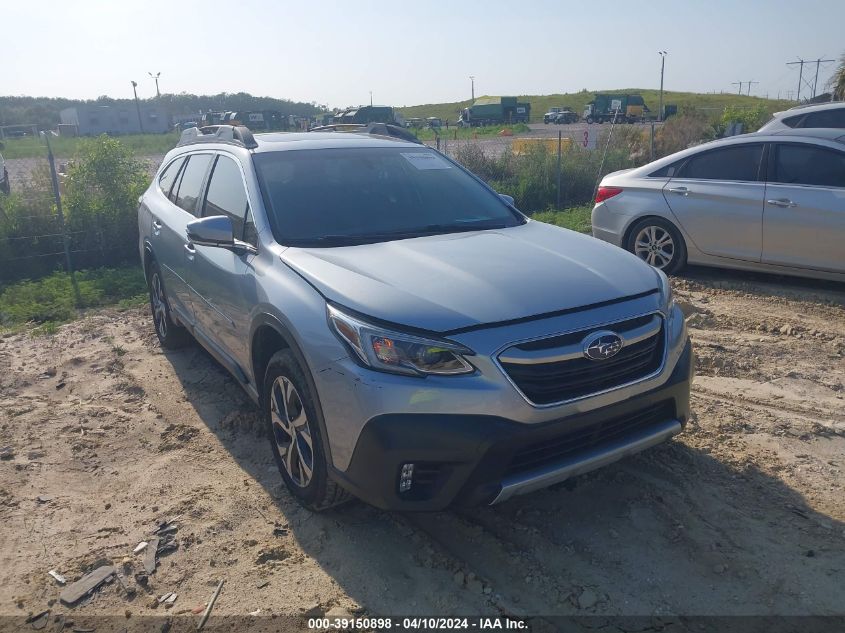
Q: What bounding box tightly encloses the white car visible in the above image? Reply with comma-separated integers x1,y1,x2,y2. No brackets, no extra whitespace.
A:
758,101,845,133
591,128,845,281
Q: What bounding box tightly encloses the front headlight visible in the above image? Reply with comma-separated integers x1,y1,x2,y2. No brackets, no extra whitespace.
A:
655,269,674,314
327,305,475,377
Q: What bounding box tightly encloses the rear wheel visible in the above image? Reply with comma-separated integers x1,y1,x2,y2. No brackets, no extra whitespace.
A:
147,261,190,348
626,217,687,274
264,350,351,511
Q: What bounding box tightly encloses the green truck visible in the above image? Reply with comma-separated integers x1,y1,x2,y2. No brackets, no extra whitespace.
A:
583,94,648,124
333,106,400,125
457,97,531,127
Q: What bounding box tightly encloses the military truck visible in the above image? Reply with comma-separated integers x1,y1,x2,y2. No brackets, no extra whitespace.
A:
583,94,648,124
457,97,531,127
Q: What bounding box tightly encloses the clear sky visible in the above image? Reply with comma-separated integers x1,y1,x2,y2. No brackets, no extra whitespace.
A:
3,0,843,106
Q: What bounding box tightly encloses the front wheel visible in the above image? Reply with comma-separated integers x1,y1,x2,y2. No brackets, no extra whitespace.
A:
264,350,351,511
626,217,687,274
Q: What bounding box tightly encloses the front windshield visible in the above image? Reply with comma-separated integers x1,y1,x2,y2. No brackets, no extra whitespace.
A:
253,146,523,246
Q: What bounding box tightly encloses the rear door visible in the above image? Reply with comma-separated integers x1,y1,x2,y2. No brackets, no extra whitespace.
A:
155,152,213,323
762,142,845,273
662,143,765,262
188,153,257,372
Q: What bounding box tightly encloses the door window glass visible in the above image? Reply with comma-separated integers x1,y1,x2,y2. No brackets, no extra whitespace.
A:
174,154,212,215
772,144,845,188
802,108,845,129
158,156,185,198
676,144,763,182
203,155,249,238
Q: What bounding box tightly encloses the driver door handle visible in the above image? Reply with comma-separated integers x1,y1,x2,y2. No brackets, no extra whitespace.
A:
766,198,797,208
184,242,196,261
667,187,690,196
152,218,163,236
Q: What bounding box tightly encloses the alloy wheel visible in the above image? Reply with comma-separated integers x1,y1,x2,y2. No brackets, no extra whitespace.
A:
270,376,314,488
151,273,168,339
634,225,675,269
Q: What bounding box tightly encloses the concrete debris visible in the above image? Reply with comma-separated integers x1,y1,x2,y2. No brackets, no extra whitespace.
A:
133,541,149,555
143,537,160,574
60,565,116,606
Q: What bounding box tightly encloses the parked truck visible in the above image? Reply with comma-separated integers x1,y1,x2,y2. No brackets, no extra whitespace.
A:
333,105,403,126
458,96,531,127
583,94,648,124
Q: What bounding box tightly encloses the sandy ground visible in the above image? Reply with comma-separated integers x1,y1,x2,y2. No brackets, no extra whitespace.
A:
1,267,843,630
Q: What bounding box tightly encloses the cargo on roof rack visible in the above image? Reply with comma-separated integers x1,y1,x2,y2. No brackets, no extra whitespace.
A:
309,122,422,144
177,124,258,149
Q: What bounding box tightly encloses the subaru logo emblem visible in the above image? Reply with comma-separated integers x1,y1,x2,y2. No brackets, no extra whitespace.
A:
583,331,623,361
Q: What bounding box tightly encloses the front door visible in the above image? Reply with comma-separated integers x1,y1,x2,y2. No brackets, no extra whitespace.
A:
762,142,845,273
188,153,257,372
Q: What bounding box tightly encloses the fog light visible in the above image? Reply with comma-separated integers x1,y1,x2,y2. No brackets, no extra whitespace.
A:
399,463,414,493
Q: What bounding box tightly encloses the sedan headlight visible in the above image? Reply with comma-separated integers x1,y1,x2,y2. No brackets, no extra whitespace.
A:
327,305,475,377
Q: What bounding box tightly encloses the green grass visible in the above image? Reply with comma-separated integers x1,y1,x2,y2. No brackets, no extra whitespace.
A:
0,133,179,159
399,89,793,125
530,206,592,234
0,266,147,331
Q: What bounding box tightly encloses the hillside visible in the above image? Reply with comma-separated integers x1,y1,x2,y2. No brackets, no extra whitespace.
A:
398,90,794,123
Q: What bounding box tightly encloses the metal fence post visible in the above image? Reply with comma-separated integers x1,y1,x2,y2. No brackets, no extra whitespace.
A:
650,121,655,162
42,132,81,307
556,131,562,209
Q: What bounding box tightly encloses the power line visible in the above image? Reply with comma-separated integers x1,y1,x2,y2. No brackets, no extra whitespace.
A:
787,58,835,101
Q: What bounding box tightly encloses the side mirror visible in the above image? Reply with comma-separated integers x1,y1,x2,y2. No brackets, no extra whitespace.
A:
499,193,515,207
187,215,234,247
186,216,258,254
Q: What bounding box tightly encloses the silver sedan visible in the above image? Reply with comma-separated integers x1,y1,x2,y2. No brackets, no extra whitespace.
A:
591,128,845,281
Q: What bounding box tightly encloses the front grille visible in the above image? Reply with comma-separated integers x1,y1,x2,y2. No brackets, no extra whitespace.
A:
499,314,665,405
506,401,675,476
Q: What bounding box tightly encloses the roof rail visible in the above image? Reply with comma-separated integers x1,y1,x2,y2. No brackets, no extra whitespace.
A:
309,122,422,144
177,124,258,149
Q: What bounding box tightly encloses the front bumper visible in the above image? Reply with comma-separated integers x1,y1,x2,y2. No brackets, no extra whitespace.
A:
332,339,693,511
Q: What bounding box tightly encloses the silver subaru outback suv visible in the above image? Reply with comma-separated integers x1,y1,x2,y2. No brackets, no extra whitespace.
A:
138,124,692,511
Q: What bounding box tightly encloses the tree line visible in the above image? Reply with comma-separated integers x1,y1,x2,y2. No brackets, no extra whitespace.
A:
0,92,325,130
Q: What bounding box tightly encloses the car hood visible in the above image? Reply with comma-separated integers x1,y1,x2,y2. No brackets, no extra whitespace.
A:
281,221,659,333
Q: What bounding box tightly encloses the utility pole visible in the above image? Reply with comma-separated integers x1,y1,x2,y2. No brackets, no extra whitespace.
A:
787,59,806,101
812,57,835,98
732,81,744,95
746,81,758,96
131,81,144,133
469,76,475,101
658,51,667,121
369,91,373,106
148,72,161,97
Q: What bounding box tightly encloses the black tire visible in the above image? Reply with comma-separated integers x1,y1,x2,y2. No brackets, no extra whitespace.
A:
263,350,351,512
625,217,687,274
586,116,594,124
147,260,191,348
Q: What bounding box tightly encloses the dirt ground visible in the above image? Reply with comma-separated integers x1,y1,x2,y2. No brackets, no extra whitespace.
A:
1,267,843,629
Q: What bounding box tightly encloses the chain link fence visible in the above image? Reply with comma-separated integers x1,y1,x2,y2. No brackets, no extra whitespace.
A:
0,138,155,286
420,122,653,212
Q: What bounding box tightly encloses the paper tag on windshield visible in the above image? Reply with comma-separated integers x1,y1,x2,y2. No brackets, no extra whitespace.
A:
401,152,451,170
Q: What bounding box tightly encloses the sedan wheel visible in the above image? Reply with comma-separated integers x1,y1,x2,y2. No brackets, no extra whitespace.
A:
626,218,687,274
634,225,675,269
269,375,314,488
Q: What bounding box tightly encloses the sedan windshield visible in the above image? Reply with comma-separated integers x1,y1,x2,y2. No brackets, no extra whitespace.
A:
253,146,523,246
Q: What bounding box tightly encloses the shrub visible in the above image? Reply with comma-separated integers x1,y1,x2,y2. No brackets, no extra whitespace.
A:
719,105,768,134
653,112,716,158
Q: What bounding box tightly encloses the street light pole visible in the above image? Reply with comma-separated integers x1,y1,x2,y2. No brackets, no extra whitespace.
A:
148,72,161,97
131,81,145,133
469,76,475,101
369,91,373,106
658,51,667,122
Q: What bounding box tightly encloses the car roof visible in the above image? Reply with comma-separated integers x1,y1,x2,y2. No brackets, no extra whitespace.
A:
773,100,844,118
